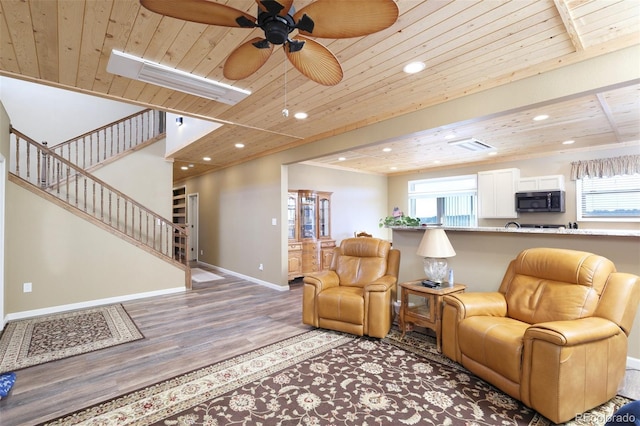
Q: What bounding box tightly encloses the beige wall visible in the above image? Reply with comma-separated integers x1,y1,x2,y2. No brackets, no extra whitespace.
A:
184,155,284,285
5,181,185,313
92,140,173,220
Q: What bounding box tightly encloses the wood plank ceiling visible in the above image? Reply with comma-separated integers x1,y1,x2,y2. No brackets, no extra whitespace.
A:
1,0,638,182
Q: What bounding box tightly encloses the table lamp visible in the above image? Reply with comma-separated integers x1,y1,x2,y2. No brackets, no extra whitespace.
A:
416,228,456,286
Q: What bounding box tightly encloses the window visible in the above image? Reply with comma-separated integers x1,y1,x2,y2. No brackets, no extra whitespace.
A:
576,174,640,221
408,175,477,227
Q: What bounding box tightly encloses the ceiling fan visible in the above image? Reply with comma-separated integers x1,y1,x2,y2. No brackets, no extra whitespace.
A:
139,0,399,86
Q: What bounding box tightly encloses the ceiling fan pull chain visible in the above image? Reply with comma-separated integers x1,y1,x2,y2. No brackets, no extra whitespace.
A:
282,58,289,117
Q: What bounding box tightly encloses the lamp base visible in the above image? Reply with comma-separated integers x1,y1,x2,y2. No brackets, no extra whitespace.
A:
423,257,449,285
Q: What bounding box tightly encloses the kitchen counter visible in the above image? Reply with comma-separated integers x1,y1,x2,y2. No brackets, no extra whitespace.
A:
389,226,640,238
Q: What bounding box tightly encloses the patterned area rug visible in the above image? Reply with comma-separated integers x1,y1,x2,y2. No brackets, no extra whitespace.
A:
40,328,630,426
0,304,143,373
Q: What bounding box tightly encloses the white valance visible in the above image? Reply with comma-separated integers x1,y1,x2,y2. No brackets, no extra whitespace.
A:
570,154,640,180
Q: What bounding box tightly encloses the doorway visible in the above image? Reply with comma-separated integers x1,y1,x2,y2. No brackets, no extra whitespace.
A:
187,193,199,262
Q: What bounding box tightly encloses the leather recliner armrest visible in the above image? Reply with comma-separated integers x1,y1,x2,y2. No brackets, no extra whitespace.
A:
524,317,622,346
303,270,339,292
443,292,508,319
364,275,397,293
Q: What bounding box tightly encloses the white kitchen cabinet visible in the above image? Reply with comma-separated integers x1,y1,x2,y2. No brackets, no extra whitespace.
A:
478,168,520,218
518,175,565,191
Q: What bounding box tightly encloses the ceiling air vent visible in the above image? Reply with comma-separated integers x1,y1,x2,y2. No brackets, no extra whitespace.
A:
448,138,494,151
106,50,251,105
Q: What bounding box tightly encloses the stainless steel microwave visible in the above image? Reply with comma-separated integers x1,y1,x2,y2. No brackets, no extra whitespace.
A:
515,190,565,213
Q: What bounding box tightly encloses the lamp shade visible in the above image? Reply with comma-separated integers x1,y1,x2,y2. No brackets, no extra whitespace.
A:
416,228,456,258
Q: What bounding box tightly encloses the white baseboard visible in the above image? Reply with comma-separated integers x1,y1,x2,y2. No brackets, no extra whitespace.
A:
196,261,288,292
627,356,640,370
3,286,185,323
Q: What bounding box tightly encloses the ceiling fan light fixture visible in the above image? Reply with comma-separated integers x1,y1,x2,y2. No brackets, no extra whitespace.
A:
294,112,308,119
107,50,251,105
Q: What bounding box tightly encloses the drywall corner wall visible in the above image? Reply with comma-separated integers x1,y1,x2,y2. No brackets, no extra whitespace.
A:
92,139,173,219
184,154,285,287
5,181,184,313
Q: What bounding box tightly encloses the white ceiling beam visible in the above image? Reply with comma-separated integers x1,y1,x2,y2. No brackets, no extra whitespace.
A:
554,0,585,52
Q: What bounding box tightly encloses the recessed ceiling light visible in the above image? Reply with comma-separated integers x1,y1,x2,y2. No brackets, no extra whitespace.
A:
390,166,398,170
203,156,211,161
180,166,188,170
562,140,575,145
433,160,441,164
403,61,426,74
488,151,498,156
338,157,346,161
188,164,194,167
235,143,245,148
294,112,308,119
533,114,549,121
382,147,392,152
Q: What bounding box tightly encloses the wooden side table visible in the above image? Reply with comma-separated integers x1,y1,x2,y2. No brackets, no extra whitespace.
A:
398,280,466,352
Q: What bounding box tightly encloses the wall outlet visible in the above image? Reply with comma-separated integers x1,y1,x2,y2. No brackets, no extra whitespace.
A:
258,263,264,270
271,218,277,226
200,249,204,255
23,282,32,293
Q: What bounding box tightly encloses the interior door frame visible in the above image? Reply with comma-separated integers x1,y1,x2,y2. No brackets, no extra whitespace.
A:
0,154,5,329
187,193,199,262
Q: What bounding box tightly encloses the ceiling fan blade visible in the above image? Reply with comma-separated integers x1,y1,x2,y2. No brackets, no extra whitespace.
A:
285,35,343,86
140,0,256,28
294,0,398,38
256,0,294,17
223,38,274,80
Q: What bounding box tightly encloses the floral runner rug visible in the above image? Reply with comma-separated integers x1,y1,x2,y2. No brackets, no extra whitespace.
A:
40,328,629,425
0,304,143,373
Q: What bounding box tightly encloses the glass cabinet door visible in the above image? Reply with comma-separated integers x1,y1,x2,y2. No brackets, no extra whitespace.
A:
287,193,297,240
318,195,330,238
299,191,317,239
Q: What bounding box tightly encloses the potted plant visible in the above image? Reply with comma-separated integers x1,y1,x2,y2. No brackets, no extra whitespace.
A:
379,207,420,227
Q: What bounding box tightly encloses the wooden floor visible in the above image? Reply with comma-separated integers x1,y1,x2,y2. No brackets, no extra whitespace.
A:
0,267,310,426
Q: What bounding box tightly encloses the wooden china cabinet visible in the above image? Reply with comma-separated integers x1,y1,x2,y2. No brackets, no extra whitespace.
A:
288,190,335,280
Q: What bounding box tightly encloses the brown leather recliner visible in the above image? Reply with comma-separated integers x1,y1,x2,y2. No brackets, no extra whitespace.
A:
442,247,640,424
302,237,400,338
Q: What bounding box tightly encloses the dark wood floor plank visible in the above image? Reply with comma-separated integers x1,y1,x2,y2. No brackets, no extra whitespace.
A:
0,268,308,426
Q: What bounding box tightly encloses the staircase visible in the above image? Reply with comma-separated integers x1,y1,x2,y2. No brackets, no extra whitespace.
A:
8,111,190,287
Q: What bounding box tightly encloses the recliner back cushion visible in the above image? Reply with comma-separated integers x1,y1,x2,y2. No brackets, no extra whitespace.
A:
335,238,390,287
500,248,616,324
